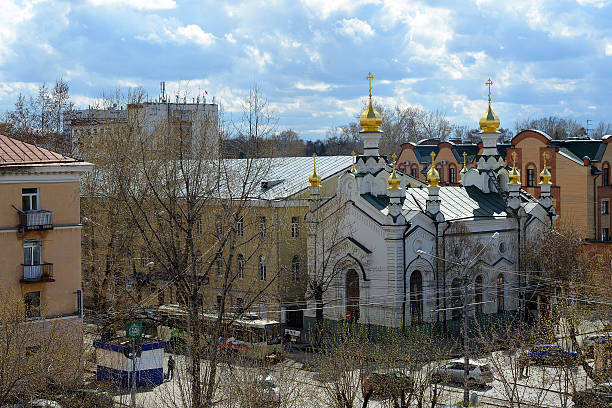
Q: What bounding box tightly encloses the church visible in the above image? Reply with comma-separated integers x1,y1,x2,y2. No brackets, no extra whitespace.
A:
304,76,556,331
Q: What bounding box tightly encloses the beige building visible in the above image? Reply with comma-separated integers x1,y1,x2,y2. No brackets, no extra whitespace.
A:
0,135,91,337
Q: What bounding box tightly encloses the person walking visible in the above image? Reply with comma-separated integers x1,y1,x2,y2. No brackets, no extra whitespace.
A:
167,355,175,381
518,353,530,378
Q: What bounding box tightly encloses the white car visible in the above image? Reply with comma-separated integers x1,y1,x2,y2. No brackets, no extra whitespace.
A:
431,359,494,387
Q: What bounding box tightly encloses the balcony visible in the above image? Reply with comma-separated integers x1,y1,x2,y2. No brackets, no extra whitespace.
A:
21,263,54,283
18,210,53,231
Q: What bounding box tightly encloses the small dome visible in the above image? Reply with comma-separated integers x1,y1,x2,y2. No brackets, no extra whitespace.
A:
539,152,552,185
479,104,500,133
387,153,401,189
360,101,382,132
459,151,468,182
509,167,521,184
309,153,321,187
427,151,440,188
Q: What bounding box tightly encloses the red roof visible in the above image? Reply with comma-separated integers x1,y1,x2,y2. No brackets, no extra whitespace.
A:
0,135,78,165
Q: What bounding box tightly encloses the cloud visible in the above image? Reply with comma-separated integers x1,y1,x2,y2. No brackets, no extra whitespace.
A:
295,81,335,91
335,18,375,43
87,0,177,10
245,45,272,72
606,42,612,55
0,1,35,64
301,0,379,19
138,23,216,48
576,0,610,7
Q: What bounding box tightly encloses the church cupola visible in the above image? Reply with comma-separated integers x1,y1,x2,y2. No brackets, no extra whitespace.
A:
426,151,442,216
387,153,401,189
538,152,555,213
507,151,521,211
360,72,383,157
309,153,321,188
459,151,468,183
386,153,404,221
427,151,440,188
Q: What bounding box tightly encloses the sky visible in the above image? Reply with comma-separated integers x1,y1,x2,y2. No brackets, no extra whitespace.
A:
1,0,611,140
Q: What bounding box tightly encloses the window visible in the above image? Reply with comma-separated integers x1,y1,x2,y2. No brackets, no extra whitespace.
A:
603,228,609,241
603,201,609,215
259,256,266,281
24,239,42,266
291,216,300,238
436,166,443,182
236,216,243,237
410,166,418,179
236,297,244,314
475,275,483,314
604,166,610,186
195,216,202,235
237,254,245,279
215,216,222,236
215,251,223,277
527,168,536,187
258,216,266,238
291,255,300,282
216,295,222,310
346,269,360,321
497,274,505,313
451,278,462,320
24,291,41,319
449,167,456,184
22,188,39,211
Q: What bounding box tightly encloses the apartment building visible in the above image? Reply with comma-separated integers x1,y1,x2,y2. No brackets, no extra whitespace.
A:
0,134,91,351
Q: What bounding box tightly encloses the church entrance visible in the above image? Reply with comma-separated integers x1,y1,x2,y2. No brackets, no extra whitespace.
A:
410,270,423,324
346,269,360,322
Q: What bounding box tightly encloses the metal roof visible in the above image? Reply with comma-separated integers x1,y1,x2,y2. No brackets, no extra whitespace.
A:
223,155,354,200
0,135,78,165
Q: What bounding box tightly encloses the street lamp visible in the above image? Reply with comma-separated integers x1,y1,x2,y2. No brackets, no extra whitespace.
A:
417,231,498,406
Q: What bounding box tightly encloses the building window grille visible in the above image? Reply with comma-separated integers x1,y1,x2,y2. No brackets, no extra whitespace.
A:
215,251,223,277
24,291,41,319
291,216,299,238
603,201,609,215
237,254,244,279
603,228,609,241
291,255,300,282
236,216,243,237
258,216,266,238
410,167,418,178
259,256,266,281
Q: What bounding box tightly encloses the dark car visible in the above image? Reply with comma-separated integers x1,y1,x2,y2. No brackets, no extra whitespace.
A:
528,344,577,365
573,383,612,407
361,370,414,399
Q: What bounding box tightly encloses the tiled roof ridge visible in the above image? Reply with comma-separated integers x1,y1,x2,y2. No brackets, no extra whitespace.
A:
0,134,77,165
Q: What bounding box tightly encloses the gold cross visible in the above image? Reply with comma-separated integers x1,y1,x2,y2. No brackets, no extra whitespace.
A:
430,151,436,164
462,151,467,166
543,151,549,168
512,151,517,167
366,72,374,97
391,153,397,171
485,78,493,103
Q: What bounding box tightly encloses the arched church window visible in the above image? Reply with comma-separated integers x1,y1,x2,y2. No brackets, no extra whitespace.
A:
603,164,610,186
497,273,505,313
410,165,418,179
451,277,462,320
410,270,423,324
346,269,360,322
474,275,483,315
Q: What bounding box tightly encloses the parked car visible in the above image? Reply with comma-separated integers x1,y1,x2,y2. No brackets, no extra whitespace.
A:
252,375,281,407
430,360,493,387
584,333,612,357
361,370,414,399
573,383,612,407
527,344,578,365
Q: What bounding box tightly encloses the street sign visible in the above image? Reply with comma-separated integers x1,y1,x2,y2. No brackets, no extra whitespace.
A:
126,321,143,338
345,311,351,320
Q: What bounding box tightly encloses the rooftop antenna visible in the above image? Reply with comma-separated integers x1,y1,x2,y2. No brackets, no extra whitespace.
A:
586,119,592,137
160,81,166,103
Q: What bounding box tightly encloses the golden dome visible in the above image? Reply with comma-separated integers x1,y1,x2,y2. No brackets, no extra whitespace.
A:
309,153,321,187
459,151,468,182
479,78,500,133
539,152,551,185
360,72,382,133
388,153,401,189
509,151,520,184
427,151,440,188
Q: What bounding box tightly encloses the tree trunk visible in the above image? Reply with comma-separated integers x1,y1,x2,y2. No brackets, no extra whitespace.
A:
189,297,202,408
